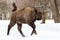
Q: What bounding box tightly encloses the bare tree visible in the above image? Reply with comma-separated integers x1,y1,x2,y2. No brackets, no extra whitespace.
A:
0,1,10,20
54,0,60,22
49,0,60,23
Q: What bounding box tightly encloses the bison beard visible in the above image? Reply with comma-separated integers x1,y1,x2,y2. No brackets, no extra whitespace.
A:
7,3,42,37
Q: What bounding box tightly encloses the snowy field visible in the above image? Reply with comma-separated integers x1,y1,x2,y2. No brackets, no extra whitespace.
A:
0,19,60,40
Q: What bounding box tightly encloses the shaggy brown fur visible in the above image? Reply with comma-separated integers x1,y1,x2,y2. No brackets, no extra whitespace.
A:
7,3,42,37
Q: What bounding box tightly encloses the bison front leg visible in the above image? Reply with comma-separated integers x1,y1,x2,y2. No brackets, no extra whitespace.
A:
17,23,25,37
28,22,37,35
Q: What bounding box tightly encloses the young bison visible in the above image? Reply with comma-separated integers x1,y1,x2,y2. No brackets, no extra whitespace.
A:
7,3,42,37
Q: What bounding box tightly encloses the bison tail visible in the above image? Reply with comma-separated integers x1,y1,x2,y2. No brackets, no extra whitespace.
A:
12,3,17,12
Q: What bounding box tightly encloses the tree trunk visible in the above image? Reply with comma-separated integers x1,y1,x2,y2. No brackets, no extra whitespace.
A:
54,0,60,23
2,13,6,20
49,0,59,23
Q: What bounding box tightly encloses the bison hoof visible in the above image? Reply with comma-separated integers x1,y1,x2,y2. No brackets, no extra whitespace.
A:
21,34,25,37
22,35,25,37
7,33,9,35
31,30,37,35
41,22,45,24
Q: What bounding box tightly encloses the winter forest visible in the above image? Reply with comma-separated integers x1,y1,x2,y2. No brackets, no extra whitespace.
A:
0,0,60,23
0,0,60,40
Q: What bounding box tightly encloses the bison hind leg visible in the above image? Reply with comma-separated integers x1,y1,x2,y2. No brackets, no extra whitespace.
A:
17,23,25,37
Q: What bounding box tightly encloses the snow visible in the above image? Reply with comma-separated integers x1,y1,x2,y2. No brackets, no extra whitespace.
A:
0,19,60,40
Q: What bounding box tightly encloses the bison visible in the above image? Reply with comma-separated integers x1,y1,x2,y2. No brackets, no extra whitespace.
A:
7,3,42,37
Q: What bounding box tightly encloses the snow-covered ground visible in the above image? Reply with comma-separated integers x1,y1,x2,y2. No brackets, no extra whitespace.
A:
0,19,60,40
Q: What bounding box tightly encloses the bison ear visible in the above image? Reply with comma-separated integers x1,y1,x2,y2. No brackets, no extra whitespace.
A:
34,9,37,13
